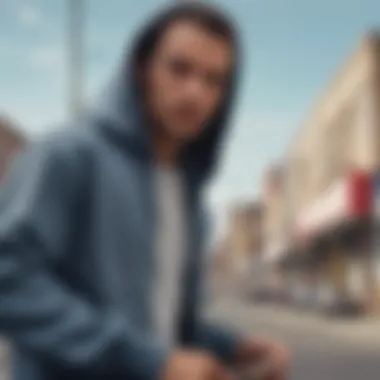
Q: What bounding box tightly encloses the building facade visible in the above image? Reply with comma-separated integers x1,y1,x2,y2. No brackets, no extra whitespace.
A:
213,200,263,281
281,32,380,314
227,201,262,272
262,164,288,263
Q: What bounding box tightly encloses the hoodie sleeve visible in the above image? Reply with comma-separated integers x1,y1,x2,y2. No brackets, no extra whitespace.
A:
0,138,167,380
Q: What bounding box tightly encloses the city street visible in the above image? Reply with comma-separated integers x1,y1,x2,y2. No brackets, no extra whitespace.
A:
208,294,380,380
0,295,379,380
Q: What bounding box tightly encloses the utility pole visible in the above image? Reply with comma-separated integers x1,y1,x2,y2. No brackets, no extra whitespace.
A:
67,0,85,119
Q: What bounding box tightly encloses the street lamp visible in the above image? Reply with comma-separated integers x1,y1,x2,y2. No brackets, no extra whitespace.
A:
67,0,85,119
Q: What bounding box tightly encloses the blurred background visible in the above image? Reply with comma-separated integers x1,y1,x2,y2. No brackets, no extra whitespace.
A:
2,0,380,379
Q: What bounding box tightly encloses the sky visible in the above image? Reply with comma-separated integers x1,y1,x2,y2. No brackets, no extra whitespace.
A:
2,0,380,239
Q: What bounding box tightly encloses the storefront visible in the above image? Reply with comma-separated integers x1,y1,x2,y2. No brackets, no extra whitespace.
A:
371,173,380,313
291,170,374,314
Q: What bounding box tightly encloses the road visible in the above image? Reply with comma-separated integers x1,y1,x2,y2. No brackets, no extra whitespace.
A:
208,294,380,380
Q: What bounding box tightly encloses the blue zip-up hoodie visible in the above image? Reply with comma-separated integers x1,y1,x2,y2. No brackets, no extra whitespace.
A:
0,4,241,380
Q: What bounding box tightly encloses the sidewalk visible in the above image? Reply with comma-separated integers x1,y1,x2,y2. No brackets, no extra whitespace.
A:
253,304,380,340
209,296,380,349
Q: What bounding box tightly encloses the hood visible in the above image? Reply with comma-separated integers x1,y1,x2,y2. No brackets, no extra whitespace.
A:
94,3,239,185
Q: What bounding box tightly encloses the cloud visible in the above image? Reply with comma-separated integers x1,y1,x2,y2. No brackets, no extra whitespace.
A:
17,4,44,29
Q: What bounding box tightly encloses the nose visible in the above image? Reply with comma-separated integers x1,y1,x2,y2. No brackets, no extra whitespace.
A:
185,76,205,98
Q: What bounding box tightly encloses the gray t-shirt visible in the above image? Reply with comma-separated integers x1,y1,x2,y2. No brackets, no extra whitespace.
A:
153,165,187,347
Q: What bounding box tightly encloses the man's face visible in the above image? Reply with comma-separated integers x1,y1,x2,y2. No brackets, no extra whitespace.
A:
144,20,233,142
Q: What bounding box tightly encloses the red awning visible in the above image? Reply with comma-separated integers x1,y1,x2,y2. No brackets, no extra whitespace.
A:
294,170,372,242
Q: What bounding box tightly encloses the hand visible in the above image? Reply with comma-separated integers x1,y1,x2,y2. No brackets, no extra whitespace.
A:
235,337,289,380
162,349,232,380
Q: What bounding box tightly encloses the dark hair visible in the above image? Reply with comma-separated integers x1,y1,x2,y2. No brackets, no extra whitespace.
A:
132,2,238,70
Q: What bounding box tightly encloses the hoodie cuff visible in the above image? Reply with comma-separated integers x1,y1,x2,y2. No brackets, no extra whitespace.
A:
107,337,169,380
195,323,243,364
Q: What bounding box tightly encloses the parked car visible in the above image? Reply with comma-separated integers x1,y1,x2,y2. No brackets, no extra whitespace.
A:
245,285,289,304
321,296,364,318
287,283,317,310
248,287,274,303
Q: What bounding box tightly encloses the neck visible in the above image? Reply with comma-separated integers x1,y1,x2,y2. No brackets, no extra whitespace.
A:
153,132,183,166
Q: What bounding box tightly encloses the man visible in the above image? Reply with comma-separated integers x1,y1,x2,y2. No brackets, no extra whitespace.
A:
0,3,288,380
